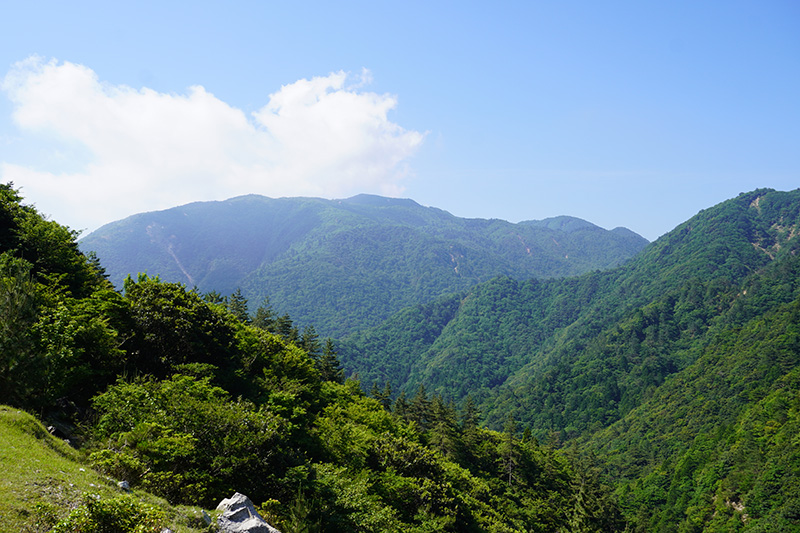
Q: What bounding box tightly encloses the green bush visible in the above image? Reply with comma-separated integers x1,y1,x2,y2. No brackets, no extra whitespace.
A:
50,493,167,533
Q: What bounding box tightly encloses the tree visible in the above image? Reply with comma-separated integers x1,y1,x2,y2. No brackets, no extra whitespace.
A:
370,381,393,411
393,390,409,420
318,338,344,383
498,414,520,487
0,256,40,406
203,290,225,305
300,325,322,359
253,297,277,331
274,314,298,342
408,384,432,429
228,288,250,324
428,394,459,459
123,277,235,376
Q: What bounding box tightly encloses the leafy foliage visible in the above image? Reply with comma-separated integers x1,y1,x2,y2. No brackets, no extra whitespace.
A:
340,188,800,530
0,183,625,531
7,182,800,531
50,493,168,533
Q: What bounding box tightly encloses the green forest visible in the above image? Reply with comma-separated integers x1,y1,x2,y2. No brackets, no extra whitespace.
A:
79,193,647,338
2,183,800,532
0,183,624,531
338,188,800,531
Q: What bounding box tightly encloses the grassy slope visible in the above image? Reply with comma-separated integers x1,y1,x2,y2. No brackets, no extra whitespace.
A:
0,406,209,532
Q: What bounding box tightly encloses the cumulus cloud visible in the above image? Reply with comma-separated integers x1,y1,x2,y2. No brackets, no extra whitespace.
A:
0,57,425,232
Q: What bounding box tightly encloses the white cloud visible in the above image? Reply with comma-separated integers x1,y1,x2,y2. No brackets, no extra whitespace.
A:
0,57,425,232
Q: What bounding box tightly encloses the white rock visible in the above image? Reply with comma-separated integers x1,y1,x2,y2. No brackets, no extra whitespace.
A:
216,492,281,533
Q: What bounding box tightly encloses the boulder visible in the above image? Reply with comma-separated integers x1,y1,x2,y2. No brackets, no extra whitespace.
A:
216,492,281,533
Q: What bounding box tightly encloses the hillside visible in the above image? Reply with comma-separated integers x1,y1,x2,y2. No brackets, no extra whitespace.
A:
78,194,647,337
0,183,624,532
9,182,800,530
339,188,800,530
0,406,211,531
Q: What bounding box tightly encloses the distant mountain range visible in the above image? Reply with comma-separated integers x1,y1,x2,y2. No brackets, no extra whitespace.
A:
79,193,647,337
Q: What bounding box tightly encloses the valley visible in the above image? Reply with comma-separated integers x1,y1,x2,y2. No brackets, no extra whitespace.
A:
1,184,799,531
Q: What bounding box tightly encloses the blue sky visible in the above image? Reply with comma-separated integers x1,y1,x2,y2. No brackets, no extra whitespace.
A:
1,1,797,241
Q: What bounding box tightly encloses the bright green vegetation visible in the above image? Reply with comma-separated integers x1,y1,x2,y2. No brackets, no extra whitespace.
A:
597,295,800,531
0,406,209,532
79,193,647,337
340,188,800,530
0,183,623,531
7,181,800,531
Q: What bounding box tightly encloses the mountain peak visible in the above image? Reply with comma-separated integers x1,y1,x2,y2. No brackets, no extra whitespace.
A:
341,194,421,208
519,216,603,233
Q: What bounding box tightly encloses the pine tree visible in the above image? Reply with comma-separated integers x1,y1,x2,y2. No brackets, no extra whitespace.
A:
203,290,225,305
498,414,520,487
393,390,409,420
300,325,322,359
409,384,432,430
369,380,392,410
252,297,277,331
227,288,250,323
318,338,344,383
429,394,460,459
380,381,393,411
274,314,296,341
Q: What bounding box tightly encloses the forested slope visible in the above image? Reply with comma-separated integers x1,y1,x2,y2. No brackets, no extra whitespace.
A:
79,193,647,337
340,188,800,531
0,183,624,532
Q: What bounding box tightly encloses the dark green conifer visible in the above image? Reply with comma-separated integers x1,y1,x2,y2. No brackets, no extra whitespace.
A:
227,288,250,323
318,338,344,383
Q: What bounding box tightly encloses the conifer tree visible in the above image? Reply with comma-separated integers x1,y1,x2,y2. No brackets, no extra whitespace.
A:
393,390,409,419
203,290,225,305
300,325,321,359
369,380,393,410
409,384,432,429
227,288,250,323
252,297,277,331
274,314,297,341
498,414,520,487
379,381,393,410
318,338,344,383
429,394,460,459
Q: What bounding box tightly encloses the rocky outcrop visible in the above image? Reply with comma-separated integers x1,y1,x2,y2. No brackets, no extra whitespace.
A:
216,492,281,533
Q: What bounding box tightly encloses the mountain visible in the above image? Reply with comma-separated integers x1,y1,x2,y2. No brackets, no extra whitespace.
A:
0,183,625,531
8,182,800,530
339,188,800,530
79,193,647,337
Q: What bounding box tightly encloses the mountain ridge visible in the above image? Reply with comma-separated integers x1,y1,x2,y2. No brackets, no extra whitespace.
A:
80,193,648,337
337,187,800,529
338,188,800,417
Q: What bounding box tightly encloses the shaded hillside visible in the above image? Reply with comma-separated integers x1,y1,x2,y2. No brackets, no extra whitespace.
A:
79,194,647,337
290,188,800,530
343,188,797,415
339,187,800,530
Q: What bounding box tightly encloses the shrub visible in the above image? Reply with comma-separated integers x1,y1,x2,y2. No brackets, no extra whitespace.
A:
50,493,167,533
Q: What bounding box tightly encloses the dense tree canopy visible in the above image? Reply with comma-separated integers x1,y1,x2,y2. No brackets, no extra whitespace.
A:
0,183,625,531
4,183,799,531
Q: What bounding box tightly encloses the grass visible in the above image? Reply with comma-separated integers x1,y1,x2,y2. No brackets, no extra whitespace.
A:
0,405,213,532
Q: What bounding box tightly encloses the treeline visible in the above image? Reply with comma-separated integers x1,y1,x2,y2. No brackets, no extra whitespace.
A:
0,183,625,531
